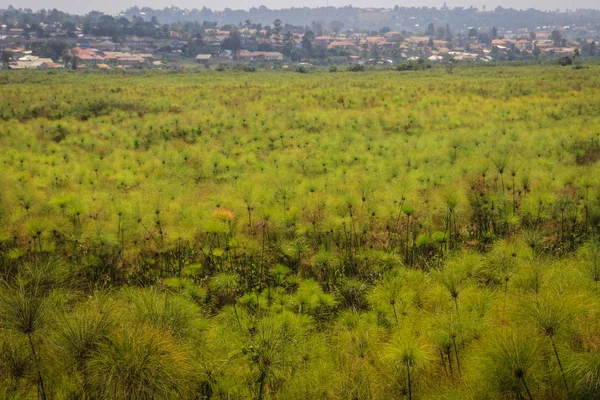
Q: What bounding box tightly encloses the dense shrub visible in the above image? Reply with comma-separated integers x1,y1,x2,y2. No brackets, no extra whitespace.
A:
348,64,365,72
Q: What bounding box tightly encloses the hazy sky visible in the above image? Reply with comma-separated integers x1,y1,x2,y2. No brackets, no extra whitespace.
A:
0,0,595,16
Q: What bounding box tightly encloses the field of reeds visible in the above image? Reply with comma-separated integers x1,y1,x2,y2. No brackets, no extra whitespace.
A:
1,66,600,399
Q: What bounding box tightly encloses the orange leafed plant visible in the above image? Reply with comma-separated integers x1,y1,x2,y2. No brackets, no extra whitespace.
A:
212,207,235,222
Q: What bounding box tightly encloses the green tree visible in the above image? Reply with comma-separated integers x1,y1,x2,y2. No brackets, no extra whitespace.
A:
222,30,242,58
491,26,498,39
529,30,536,41
329,20,344,35
301,30,315,57
185,29,204,57
426,22,435,36
281,31,295,56
436,26,446,40
370,44,380,61
445,24,452,40
71,55,79,70
31,40,71,61
1,50,12,68
551,29,562,47
273,19,282,36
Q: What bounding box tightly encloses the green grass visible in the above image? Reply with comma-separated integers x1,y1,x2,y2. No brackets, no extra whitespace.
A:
0,65,600,398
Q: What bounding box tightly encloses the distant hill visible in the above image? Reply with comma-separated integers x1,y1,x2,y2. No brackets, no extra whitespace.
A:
119,5,600,33
1,5,599,36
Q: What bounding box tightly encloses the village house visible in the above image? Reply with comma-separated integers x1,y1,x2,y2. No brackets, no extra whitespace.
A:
428,55,444,62
94,40,118,52
237,50,283,61
0,13,593,72
515,39,533,51
327,41,357,50
405,36,430,46
314,35,334,47
384,31,404,41
10,56,61,70
195,54,213,66
116,55,145,65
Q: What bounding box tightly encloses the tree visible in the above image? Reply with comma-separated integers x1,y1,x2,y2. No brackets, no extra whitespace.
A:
445,58,456,74
71,54,79,70
185,29,204,57
370,44,380,61
426,23,435,37
468,27,478,38
222,30,242,58
551,29,562,47
1,50,12,68
490,26,498,39
581,40,597,57
62,20,76,33
301,30,315,57
31,40,71,61
115,17,130,29
281,31,295,56
329,20,344,35
361,42,369,58
310,21,324,36
478,33,492,46
273,19,282,36
529,31,536,41
97,15,116,36
445,24,452,40
289,48,302,62
436,26,446,40
379,26,391,35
